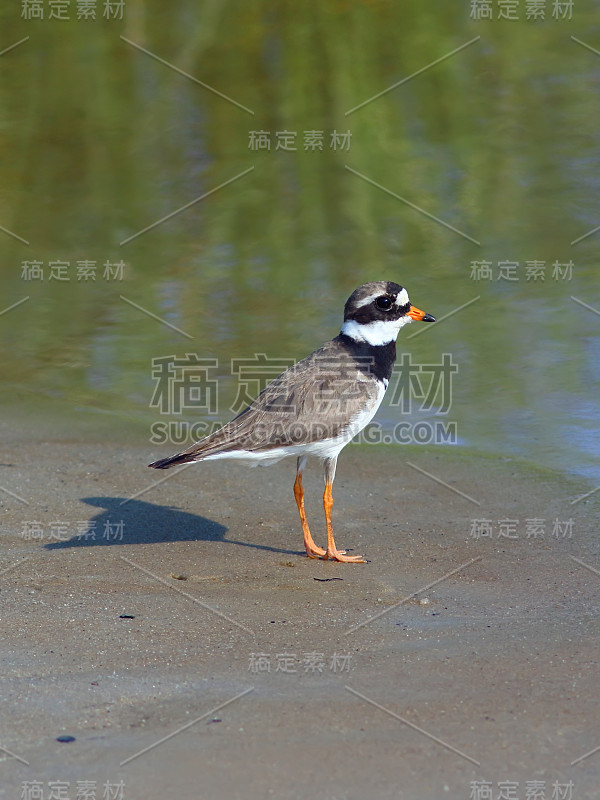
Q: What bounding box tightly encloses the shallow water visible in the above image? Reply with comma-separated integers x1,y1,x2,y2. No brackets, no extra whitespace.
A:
1,3,598,485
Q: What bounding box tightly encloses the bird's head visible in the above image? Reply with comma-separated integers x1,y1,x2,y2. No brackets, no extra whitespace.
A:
341,281,435,346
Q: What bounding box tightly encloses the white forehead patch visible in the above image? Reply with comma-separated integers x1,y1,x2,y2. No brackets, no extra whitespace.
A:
353,287,410,310
395,288,409,307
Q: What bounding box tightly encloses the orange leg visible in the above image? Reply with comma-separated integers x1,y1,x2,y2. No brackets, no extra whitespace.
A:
322,479,365,563
294,470,326,558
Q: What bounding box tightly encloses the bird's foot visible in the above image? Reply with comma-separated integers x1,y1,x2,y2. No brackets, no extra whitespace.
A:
305,543,356,559
322,548,366,563
304,542,327,559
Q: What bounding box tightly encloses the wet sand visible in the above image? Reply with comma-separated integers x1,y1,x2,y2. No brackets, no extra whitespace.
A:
0,411,598,799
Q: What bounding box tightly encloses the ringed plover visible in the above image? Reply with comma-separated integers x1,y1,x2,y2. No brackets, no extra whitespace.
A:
149,281,435,563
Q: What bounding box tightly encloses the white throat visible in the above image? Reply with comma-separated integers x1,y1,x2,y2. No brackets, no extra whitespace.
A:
341,317,412,346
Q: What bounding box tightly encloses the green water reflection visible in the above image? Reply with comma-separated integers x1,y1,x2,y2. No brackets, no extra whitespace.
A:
0,2,598,482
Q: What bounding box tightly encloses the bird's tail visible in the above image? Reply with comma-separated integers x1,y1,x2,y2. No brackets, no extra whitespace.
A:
148,418,241,469
148,452,198,469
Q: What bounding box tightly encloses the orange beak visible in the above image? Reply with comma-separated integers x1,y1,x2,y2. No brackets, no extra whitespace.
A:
407,305,436,322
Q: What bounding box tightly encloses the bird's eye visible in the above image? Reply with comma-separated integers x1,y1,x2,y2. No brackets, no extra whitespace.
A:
376,296,393,310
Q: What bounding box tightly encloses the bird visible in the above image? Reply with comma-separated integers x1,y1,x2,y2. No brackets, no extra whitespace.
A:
149,281,435,563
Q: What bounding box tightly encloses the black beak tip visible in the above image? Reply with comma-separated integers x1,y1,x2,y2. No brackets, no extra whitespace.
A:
423,313,436,322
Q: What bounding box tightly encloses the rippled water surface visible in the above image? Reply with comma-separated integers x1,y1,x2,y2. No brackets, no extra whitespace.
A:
1,3,598,484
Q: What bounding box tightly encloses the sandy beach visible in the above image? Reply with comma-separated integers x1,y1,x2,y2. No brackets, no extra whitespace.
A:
0,410,598,800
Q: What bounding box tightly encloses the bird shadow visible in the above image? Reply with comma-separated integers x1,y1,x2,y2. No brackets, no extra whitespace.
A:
43,496,303,555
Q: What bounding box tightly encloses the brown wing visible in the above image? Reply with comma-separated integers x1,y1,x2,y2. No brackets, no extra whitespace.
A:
149,340,378,468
